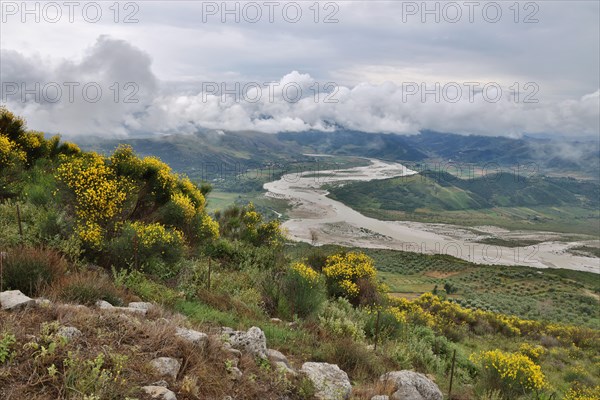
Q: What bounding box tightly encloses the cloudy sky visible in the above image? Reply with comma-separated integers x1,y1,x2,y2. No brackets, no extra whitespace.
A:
1,1,599,137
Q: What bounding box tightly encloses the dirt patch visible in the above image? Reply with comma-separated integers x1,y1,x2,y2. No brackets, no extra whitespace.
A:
424,270,461,279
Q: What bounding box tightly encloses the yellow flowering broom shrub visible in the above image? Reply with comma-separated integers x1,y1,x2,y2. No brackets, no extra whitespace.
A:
323,251,377,303
56,153,133,248
470,349,547,396
110,145,217,245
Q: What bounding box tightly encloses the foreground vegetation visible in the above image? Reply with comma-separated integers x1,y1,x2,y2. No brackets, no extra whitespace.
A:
1,108,598,399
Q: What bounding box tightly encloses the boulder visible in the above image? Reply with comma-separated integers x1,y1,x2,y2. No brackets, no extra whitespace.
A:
142,385,177,400
176,327,208,348
267,349,296,375
223,326,267,359
380,371,442,400
0,290,35,311
301,362,352,400
150,357,181,380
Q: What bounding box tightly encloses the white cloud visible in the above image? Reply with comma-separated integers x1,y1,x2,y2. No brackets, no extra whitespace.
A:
1,32,598,138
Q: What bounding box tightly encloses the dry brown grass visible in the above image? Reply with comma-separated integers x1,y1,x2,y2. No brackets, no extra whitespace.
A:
350,379,396,399
44,269,135,306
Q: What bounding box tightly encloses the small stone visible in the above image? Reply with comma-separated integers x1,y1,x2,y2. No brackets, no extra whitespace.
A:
228,366,243,381
150,357,181,380
57,326,82,340
267,349,296,375
270,318,282,323
0,290,35,311
371,396,389,400
142,385,177,400
150,380,169,387
176,327,208,347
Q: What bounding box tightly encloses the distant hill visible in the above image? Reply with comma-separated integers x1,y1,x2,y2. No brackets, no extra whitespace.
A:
78,130,310,180
328,171,600,213
403,131,600,176
277,130,428,161
76,129,599,180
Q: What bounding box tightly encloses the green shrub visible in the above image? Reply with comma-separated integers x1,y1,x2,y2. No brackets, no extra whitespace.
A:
277,262,326,319
365,308,405,342
318,298,367,341
105,221,185,275
1,247,67,296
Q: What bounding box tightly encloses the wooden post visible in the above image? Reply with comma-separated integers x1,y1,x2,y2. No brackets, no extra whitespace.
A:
0,252,4,292
207,257,211,290
448,349,457,399
133,233,139,270
374,309,381,351
16,204,23,242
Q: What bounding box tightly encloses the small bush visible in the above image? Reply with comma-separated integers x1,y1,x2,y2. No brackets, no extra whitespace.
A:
1,247,67,296
0,332,16,363
318,298,366,342
277,262,326,319
322,337,385,381
114,269,179,306
48,269,125,306
365,308,405,342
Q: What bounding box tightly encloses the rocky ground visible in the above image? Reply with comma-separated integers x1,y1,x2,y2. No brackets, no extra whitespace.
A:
1,290,443,400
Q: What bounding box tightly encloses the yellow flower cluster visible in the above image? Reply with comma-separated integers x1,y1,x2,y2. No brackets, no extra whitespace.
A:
199,213,220,239
0,135,26,166
131,221,184,248
519,342,546,361
243,210,261,228
171,193,196,222
387,306,408,324
179,177,206,210
143,156,176,192
470,349,547,392
290,262,320,287
323,252,377,298
564,386,600,400
77,221,104,248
